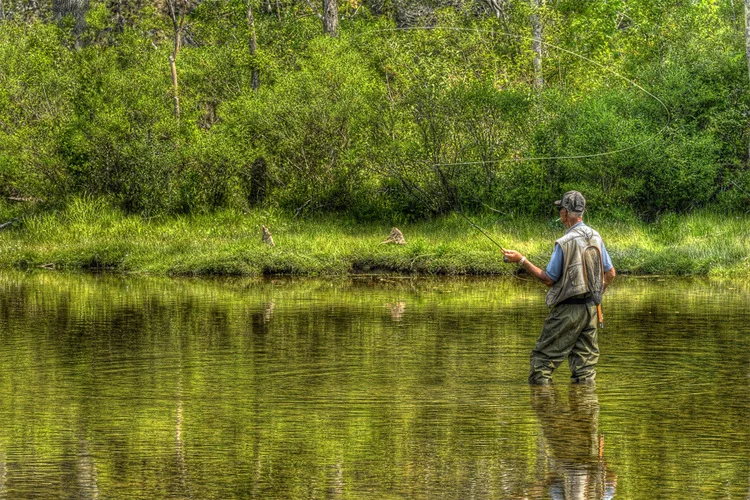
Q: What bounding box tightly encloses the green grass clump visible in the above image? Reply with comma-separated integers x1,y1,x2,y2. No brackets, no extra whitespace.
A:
0,200,749,277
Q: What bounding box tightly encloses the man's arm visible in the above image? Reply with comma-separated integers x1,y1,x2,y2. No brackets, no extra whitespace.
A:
502,250,555,287
600,241,616,293
603,267,616,292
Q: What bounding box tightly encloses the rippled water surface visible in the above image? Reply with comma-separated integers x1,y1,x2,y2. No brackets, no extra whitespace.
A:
0,272,748,499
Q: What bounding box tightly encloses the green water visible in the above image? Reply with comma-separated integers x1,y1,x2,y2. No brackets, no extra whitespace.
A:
0,272,747,499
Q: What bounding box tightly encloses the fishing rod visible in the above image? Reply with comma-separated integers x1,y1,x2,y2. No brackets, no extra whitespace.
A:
456,210,506,253
431,161,510,256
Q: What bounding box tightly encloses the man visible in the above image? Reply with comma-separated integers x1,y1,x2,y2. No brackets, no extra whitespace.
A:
503,191,616,384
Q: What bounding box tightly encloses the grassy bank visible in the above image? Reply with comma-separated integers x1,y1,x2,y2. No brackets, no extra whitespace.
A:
0,200,748,277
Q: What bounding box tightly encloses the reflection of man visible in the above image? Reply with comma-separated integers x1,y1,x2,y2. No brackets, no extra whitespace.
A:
503,191,616,384
530,384,617,500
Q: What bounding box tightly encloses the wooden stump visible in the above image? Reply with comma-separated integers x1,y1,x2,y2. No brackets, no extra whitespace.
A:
382,227,406,245
261,225,275,247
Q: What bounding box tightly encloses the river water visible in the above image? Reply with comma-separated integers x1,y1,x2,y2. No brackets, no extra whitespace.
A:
0,272,747,499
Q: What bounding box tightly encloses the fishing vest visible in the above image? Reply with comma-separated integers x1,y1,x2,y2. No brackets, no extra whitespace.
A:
545,225,604,308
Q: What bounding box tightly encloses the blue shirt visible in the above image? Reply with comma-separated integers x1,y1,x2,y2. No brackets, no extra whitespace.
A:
545,222,613,283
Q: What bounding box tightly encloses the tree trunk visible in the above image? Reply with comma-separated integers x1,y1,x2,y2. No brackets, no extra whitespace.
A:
484,0,503,19
112,0,124,31
247,1,260,90
169,28,182,118
745,0,750,161
170,53,180,119
531,0,544,89
53,0,90,48
166,0,184,120
323,0,338,37
250,157,267,204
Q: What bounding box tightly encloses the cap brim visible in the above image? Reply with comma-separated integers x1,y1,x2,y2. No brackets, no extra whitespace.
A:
553,200,562,207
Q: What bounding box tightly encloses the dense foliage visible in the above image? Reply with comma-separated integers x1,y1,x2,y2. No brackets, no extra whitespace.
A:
0,0,748,220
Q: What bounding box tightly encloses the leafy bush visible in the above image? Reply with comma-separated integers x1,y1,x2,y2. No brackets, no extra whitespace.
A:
0,1,748,221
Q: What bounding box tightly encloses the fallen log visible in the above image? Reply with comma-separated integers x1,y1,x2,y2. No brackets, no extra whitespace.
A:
0,218,18,231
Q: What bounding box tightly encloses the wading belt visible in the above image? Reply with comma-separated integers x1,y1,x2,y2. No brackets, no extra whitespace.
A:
559,294,595,306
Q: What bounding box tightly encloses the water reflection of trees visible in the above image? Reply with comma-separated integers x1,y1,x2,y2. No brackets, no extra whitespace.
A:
0,274,542,497
0,274,749,497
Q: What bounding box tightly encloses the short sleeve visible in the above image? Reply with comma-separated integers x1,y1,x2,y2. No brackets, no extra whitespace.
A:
545,244,563,282
601,241,613,272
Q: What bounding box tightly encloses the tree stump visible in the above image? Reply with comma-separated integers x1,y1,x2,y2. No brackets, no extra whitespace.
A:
261,225,275,246
382,227,406,245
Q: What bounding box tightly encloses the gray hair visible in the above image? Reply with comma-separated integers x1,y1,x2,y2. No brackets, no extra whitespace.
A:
568,211,583,219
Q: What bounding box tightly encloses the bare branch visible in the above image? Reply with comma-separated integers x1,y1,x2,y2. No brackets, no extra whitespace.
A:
304,0,323,20
341,5,360,20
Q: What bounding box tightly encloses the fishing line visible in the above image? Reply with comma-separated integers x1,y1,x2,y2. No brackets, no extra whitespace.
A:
353,25,671,251
364,26,671,166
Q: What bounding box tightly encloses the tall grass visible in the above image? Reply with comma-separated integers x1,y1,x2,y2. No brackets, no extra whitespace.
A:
0,200,748,277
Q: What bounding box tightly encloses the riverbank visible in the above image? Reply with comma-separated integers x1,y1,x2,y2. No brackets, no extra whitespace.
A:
0,200,748,277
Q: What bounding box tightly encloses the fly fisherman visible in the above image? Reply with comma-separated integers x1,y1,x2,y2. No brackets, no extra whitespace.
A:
502,191,616,384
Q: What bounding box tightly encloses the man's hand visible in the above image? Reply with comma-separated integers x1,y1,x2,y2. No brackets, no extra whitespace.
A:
504,249,555,287
502,250,524,264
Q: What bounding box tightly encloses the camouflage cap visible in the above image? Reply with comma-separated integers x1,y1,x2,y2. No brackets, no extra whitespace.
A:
554,190,586,213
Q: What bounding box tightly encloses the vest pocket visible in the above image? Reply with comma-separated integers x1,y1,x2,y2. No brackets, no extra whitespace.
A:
566,262,582,287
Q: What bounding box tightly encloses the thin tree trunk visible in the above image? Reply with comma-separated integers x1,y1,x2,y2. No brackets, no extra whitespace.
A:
323,0,338,37
169,54,180,118
113,0,124,31
485,0,502,19
266,0,281,19
247,1,260,90
745,0,750,161
53,0,90,48
531,0,544,89
166,0,183,119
